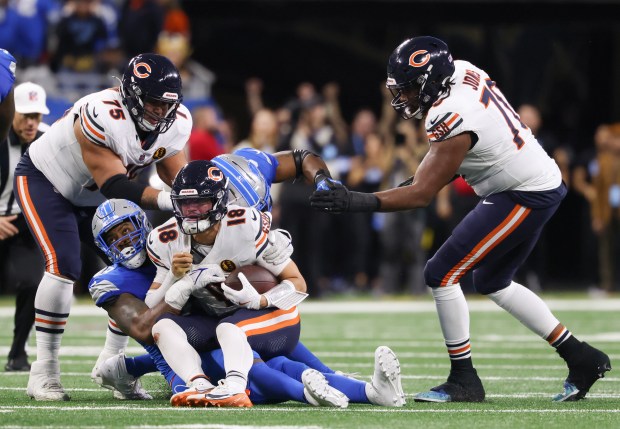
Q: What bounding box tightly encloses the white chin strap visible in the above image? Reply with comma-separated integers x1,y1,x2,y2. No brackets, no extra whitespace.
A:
120,247,147,269
181,219,211,235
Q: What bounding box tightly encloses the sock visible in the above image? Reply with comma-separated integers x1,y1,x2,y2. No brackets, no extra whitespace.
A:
248,361,306,404
103,319,129,354
216,323,252,393
432,285,472,362
287,342,334,374
145,344,188,394
125,353,157,378
324,373,369,403
33,272,74,362
152,318,205,384
487,281,561,338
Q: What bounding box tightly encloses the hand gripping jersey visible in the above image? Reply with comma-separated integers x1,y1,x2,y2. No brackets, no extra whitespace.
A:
146,204,289,317
27,88,192,206
425,60,562,198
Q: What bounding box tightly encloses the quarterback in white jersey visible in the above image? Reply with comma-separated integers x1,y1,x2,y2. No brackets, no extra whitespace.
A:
146,160,308,407
13,53,190,402
311,36,610,404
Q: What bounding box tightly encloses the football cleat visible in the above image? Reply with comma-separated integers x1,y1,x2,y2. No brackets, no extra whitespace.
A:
302,369,349,408
553,342,611,402
170,383,212,407
91,351,117,386
366,346,406,407
97,353,152,400
5,355,31,372
201,380,253,407
414,368,485,403
26,360,70,401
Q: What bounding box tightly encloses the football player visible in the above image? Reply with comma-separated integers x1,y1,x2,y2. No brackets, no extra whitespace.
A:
90,147,339,389
311,35,611,402
0,49,16,142
14,53,191,401
89,199,404,407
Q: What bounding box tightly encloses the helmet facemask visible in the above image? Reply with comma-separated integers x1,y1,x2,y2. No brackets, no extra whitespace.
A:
172,192,228,235
121,82,180,134
92,199,152,269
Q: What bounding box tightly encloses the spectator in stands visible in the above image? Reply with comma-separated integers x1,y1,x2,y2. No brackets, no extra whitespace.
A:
588,123,620,295
186,105,225,161
156,32,216,100
1,82,49,371
235,108,279,154
157,0,189,36
52,0,112,101
118,0,164,59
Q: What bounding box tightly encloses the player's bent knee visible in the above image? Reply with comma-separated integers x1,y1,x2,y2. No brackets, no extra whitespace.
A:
151,318,187,344
423,262,442,288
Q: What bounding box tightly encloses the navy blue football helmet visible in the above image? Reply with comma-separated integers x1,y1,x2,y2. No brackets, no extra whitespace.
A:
386,36,455,119
171,161,229,234
121,53,182,134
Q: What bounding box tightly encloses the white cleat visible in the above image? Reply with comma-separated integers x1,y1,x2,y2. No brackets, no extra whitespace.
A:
26,360,70,401
91,351,117,386
97,353,152,400
366,346,406,407
302,369,349,408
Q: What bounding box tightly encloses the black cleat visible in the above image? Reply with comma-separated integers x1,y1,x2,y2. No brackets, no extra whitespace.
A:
554,342,611,401
5,355,30,372
414,368,485,402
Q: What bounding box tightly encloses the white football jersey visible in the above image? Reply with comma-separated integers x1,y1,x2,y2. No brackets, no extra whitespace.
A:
28,88,191,206
425,60,561,197
146,205,289,316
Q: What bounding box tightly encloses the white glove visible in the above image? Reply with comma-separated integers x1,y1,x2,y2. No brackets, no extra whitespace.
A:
221,272,262,310
165,264,226,310
262,229,293,265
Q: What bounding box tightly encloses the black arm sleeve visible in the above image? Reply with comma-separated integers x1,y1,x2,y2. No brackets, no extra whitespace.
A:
100,174,148,204
292,149,314,179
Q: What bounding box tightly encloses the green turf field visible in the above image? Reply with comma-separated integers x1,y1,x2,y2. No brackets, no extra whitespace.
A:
0,296,618,429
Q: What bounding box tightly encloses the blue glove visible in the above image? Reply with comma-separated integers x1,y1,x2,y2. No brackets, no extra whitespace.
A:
314,169,343,191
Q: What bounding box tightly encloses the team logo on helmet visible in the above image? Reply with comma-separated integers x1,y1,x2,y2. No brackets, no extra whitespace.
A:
409,50,430,68
153,147,166,160
133,62,152,79
220,260,236,272
207,166,224,181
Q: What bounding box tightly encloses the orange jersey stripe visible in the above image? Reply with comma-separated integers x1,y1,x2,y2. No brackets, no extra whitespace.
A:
243,314,300,337
236,307,297,328
255,231,268,249
448,345,471,355
16,176,58,274
81,111,105,141
441,204,531,286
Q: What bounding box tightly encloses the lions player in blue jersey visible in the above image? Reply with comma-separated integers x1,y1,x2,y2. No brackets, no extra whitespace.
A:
0,49,17,142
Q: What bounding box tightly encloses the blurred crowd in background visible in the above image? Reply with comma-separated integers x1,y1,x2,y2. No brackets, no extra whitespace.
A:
1,0,619,299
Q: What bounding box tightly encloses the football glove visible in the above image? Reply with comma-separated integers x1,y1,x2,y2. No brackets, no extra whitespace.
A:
262,228,294,265
310,185,381,213
165,265,226,310
314,169,343,191
221,273,262,310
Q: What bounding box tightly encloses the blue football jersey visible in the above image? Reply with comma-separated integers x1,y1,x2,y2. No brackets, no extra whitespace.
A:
88,262,157,307
0,49,16,102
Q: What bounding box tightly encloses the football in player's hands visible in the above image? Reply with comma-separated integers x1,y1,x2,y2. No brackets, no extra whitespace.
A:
224,265,278,294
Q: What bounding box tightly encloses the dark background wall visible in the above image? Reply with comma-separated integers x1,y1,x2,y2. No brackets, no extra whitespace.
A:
183,0,620,148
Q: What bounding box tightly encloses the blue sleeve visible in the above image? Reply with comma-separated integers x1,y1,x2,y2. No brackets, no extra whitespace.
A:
233,148,279,186
0,49,16,102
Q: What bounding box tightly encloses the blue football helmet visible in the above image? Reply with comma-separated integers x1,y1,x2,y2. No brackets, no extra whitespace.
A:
92,199,152,269
386,36,455,119
212,154,271,212
171,160,229,234
121,53,182,134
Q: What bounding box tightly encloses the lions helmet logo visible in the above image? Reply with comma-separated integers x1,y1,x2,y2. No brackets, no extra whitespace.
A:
409,50,430,68
220,260,236,272
133,62,152,79
153,147,166,160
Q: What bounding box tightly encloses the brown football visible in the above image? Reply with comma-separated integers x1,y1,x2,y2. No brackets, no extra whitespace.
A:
224,265,278,294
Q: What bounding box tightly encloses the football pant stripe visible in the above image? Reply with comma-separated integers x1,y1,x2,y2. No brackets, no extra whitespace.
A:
440,204,531,286
15,176,59,274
